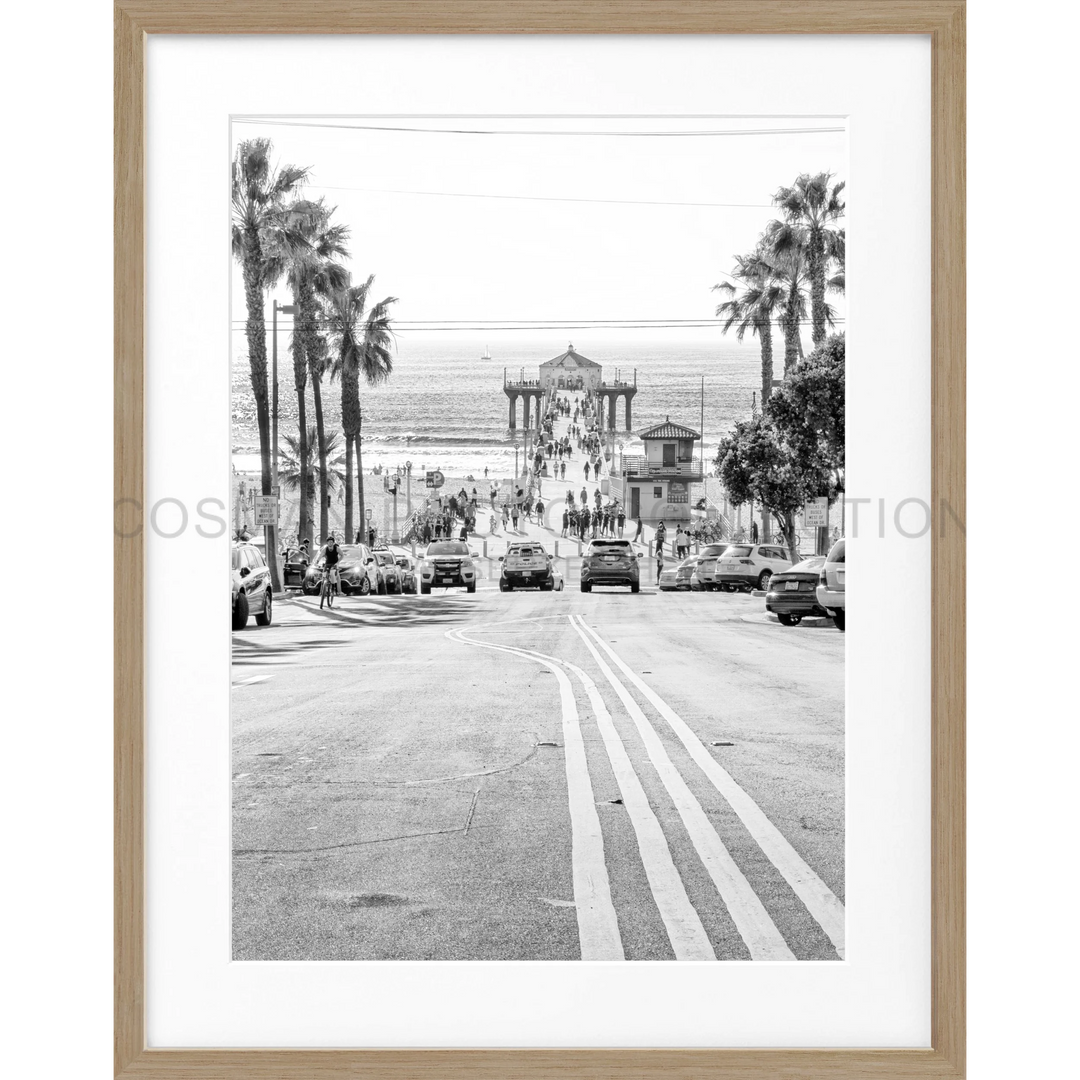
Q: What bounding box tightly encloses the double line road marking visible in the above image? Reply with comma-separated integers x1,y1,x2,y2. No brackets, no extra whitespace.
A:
450,613,844,961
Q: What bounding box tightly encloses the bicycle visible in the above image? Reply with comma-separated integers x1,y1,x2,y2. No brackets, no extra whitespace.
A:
319,563,339,609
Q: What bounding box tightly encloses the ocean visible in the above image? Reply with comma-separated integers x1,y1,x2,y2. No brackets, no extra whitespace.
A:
231,334,767,479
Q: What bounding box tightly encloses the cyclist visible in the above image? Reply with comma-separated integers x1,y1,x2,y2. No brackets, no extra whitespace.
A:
322,534,342,597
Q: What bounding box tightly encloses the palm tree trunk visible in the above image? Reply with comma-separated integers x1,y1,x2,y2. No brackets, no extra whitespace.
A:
344,433,355,542
242,264,281,590
759,322,774,403
356,433,367,544
809,230,828,348
310,362,329,541
782,306,800,376
289,334,311,548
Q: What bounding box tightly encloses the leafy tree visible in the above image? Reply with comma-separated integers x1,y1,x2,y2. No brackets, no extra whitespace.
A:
231,138,309,588
768,172,846,348
766,333,845,499
715,415,822,560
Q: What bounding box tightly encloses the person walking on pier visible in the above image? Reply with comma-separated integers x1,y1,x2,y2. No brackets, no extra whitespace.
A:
580,486,587,505
583,461,590,482
633,514,644,542
560,461,566,480
617,505,626,537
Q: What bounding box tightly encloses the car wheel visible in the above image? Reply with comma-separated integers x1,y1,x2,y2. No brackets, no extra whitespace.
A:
420,583,431,595
378,579,387,595
231,591,249,630
358,576,371,596
777,613,800,627
466,583,476,593
630,582,640,593
580,582,591,593
833,610,846,632
757,570,772,591
254,589,273,626
301,580,317,596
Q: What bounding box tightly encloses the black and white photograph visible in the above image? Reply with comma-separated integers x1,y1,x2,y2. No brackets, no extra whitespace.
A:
230,114,847,962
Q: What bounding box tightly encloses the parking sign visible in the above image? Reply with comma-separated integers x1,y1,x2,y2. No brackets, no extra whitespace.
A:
804,497,828,528
254,496,278,525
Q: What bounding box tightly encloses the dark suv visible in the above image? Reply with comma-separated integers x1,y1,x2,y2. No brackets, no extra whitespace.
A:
580,538,640,593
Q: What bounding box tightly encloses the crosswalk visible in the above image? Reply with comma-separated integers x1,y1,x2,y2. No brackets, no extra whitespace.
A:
449,614,845,961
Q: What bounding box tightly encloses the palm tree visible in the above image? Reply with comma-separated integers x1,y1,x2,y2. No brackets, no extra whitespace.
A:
231,138,309,589
714,246,785,404
279,426,345,538
759,231,814,377
284,199,350,546
769,172,846,347
327,276,398,541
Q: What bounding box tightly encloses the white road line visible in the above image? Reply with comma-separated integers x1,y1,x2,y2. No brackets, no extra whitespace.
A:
232,674,274,687
569,615,794,960
574,618,846,958
447,627,623,961
454,624,715,962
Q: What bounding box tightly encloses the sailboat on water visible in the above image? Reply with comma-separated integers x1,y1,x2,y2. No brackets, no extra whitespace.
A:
480,344,492,361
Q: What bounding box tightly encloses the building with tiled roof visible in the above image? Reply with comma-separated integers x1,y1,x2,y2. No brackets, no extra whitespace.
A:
611,415,703,524
538,343,603,392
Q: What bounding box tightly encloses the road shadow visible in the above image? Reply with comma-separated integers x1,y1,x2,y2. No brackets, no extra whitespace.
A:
283,594,482,629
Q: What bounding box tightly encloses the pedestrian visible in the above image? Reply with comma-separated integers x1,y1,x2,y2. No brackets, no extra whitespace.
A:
580,506,591,539
511,504,519,531
632,514,643,542
583,461,590,481
561,508,569,537
656,519,667,555
580,486,587,505
617,506,625,538
656,545,665,581
484,466,489,479
502,503,509,529
368,525,376,548
536,498,545,524
560,461,566,480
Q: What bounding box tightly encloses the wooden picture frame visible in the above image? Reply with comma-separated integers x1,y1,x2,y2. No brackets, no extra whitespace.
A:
115,2,965,1076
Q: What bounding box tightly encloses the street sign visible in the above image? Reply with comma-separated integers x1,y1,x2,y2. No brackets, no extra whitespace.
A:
254,495,278,525
804,497,829,528
426,469,445,489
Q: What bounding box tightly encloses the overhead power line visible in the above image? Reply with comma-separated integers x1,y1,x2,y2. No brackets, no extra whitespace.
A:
234,118,845,138
306,184,773,209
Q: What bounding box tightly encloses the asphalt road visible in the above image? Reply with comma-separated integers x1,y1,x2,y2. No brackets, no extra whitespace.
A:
232,578,845,961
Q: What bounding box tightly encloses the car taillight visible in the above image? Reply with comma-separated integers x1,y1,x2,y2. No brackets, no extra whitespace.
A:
819,569,828,585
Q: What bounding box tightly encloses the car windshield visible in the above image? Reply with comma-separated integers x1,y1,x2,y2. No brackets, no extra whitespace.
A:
375,552,395,565
395,557,411,568
337,545,362,561
426,542,469,556
701,545,727,557
509,545,543,557
723,545,753,558
590,540,631,551
231,548,245,570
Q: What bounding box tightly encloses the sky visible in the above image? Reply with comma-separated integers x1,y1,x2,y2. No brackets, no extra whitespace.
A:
230,115,847,344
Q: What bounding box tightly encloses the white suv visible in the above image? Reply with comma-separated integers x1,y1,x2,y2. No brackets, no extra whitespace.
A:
815,538,846,631
714,544,794,592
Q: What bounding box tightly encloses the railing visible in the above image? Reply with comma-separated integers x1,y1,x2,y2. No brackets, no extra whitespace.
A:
620,460,704,480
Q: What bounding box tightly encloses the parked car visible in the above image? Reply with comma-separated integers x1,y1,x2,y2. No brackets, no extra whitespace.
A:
714,543,794,592
418,540,478,594
815,538,846,631
690,543,730,590
394,554,418,594
371,549,403,594
580,538,640,593
675,555,699,590
232,541,273,630
765,556,827,625
658,563,680,591
500,541,559,591
302,544,377,596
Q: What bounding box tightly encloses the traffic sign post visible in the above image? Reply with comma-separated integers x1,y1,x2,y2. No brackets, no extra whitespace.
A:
804,497,828,528
426,469,445,489
254,496,278,526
